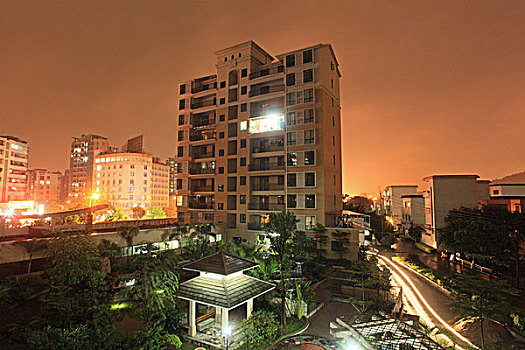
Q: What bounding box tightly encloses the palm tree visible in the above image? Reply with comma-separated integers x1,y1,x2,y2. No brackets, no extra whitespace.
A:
20,238,46,274
166,223,193,255
117,226,140,265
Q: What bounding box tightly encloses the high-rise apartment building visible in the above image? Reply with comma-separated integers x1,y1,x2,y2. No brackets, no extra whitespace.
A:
94,152,169,210
175,41,343,240
68,134,111,202
0,136,29,202
26,169,65,204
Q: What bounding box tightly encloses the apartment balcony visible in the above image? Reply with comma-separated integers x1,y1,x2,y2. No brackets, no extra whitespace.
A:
248,202,285,211
191,185,214,193
189,131,215,142
249,65,284,80
251,183,284,191
188,200,214,210
251,145,284,156
192,151,215,160
189,166,215,175
247,222,265,231
191,99,216,110
249,84,285,98
191,84,216,94
248,163,285,172
191,118,216,129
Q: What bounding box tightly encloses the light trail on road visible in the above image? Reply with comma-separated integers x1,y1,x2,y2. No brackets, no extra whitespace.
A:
376,253,478,349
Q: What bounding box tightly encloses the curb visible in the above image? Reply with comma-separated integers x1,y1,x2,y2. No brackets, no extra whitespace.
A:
268,321,310,349
391,257,451,297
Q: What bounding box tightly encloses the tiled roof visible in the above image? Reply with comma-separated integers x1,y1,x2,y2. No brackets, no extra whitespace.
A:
182,251,259,275
178,274,275,309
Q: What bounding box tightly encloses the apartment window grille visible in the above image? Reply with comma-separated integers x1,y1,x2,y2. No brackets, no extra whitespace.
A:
287,132,296,146
304,108,314,123
303,49,313,64
286,92,295,106
304,151,315,165
286,54,295,67
303,69,313,83
304,88,314,103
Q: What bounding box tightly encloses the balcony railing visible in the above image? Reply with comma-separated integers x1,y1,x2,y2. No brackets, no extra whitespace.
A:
248,163,285,172
191,85,215,94
251,183,284,191
191,118,216,128
248,203,285,211
189,167,215,175
249,66,284,80
192,185,214,192
249,84,285,98
192,151,215,159
188,201,214,210
247,222,265,231
251,145,284,154
189,132,215,142
191,99,216,109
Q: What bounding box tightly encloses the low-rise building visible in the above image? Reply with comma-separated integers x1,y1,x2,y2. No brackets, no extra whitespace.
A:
421,174,488,249
485,182,525,213
94,152,170,212
401,193,425,234
26,169,65,204
0,136,29,202
383,185,418,227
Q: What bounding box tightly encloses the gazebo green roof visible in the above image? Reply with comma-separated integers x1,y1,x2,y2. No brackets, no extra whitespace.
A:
178,274,275,309
182,251,259,275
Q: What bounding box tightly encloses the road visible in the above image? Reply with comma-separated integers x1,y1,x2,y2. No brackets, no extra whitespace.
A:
376,248,478,349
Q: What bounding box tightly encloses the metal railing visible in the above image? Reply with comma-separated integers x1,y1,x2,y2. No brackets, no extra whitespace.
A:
249,66,284,79
191,99,216,109
251,183,284,191
249,84,285,98
248,163,285,171
248,202,285,211
192,151,215,159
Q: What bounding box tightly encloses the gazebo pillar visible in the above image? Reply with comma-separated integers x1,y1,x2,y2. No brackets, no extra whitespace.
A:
246,298,253,319
221,308,229,330
215,307,222,322
188,300,196,336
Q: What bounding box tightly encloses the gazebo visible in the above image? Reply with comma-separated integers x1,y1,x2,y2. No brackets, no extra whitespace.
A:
178,251,275,342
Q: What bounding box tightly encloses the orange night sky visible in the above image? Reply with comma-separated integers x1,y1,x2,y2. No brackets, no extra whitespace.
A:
1,1,524,195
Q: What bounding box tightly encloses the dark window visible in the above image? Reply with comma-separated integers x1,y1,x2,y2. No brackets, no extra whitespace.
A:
303,49,313,64
241,68,247,77
260,68,269,77
305,194,316,208
241,86,247,95
178,130,184,141
240,176,246,185
287,174,297,187
179,84,186,94
240,139,246,148
304,109,314,123
178,115,185,125
220,81,226,88
228,123,238,137
219,149,224,156
177,146,184,157
219,132,225,139
218,203,224,210
241,103,247,112
303,69,313,83
278,175,284,185
240,214,246,223
218,167,224,174
286,73,295,86
332,116,335,126
220,98,225,105
220,114,225,122
239,195,246,204
240,157,246,166
278,65,284,73
305,172,315,186
178,99,185,110
218,185,224,192
287,194,297,208
304,88,314,103
331,62,335,70
287,152,297,166
176,179,182,189
286,54,295,67
304,151,315,165
304,129,315,144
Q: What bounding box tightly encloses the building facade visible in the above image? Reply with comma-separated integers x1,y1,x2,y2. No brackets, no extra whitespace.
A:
175,41,343,240
0,136,29,202
26,169,65,204
383,185,418,226
400,193,425,233
94,152,169,211
68,134,111,202
485,182,525,213
421,175,488,249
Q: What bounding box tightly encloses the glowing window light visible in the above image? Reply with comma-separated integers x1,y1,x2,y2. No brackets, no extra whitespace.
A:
249,113,284,134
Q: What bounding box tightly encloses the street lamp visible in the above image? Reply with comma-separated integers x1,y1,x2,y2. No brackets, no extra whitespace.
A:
89,193,100,207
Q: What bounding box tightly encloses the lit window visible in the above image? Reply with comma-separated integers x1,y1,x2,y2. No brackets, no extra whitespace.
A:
287,153,297,166
249,114,284,134
240,121,247,130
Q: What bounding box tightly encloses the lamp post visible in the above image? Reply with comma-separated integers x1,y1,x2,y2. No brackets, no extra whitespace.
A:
89,193,100,207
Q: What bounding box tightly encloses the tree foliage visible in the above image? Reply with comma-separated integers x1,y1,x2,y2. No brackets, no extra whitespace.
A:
131,206,146,220
238,310,280,350
144,207,166,219
105,207,130,222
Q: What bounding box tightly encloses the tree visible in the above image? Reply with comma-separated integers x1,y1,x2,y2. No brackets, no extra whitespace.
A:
145,207,166,219
105,207,130,222
238,310,279,350
117,226,140,265
20,238,46,274
293,280,314,319
451,274,518,349
131,206,146,220
165,223,193,255
264,211,298,331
